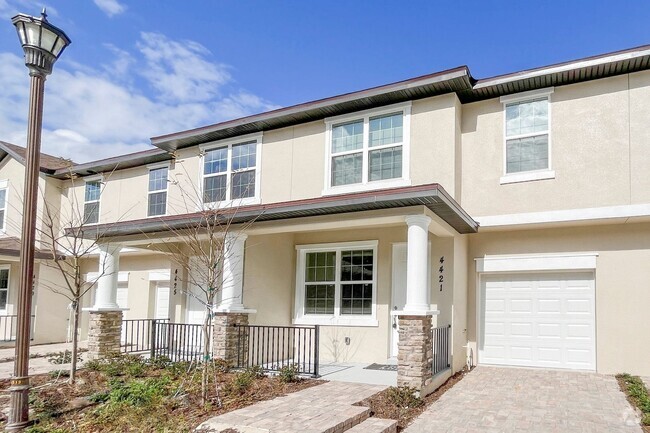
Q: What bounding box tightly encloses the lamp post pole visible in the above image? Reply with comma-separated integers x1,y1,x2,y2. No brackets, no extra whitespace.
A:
7,10,70,431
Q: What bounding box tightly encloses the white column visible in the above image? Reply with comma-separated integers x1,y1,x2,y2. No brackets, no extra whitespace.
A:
217,233,248,312
404,215,432,313
92,244,122,310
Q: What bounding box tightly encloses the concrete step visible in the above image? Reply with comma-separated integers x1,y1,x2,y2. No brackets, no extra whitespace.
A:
344,417,398,433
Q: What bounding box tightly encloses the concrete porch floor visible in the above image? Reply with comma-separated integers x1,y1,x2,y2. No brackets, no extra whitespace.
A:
317,361,397,387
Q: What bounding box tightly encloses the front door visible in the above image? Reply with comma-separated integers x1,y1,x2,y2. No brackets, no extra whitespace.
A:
155,283,170,320
390,243,408,357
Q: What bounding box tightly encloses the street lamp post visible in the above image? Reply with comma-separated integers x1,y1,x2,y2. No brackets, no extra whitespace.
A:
7,10,70,431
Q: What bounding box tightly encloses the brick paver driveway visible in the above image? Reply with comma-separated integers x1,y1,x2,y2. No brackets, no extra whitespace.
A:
405,366,642,433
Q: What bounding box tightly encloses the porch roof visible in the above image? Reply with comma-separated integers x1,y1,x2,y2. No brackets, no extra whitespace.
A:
0,237,54,260
75,183,478,240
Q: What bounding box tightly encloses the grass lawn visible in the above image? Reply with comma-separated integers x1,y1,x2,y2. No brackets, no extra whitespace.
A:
0,355,320,433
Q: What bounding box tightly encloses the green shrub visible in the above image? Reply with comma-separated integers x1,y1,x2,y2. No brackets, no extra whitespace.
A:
107,377,170,407
226,366,264,394
386,386,423,409
46,350,81,365
617,374,650,425
277,364,299,383
213,358,231,373
26,425,70,433
48,369,70,379
245,365,265,379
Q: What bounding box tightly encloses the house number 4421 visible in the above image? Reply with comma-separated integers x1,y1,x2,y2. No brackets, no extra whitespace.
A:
439,256,445,292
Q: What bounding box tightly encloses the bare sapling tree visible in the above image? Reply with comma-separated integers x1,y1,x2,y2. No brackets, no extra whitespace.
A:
152,158,256,404
37,172,115,383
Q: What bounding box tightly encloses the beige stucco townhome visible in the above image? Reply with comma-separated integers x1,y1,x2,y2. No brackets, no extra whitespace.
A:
1,43,649,391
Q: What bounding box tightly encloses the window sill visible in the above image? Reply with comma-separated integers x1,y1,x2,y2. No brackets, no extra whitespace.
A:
500,170,555,185
293,316,378,327
322,178,411,196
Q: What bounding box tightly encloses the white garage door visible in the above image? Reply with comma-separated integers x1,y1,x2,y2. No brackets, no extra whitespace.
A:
479,272,595,370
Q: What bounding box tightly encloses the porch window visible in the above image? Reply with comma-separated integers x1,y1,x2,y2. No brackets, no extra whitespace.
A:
325,103,410,194
295,241,378,327
0,186,7,231
201,135,261,206
148,166,168,216
84,180,101,224
0,267,8,311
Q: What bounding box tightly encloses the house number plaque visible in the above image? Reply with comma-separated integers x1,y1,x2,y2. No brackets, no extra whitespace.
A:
439,256,445,291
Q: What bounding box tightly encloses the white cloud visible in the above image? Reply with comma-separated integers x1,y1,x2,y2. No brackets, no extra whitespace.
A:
0,33,279,163
93,0,126,17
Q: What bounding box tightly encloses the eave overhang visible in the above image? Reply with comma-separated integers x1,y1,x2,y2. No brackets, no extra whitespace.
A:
73,183,478,241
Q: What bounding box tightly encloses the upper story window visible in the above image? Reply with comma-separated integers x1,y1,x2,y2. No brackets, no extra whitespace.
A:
201,134,262,206
148,166,168,217
325,102,411,194
0,182,7,232
294,240,378,327
84,180,101,224
501,88,555,184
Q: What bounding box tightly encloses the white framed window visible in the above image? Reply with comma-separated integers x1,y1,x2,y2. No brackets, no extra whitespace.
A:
0,180,8,232
148,165,168,217
83,178,101,224
500,88,555,184
294,240,378,327
200,133,262,207
0,266,9,311
324,102,411,195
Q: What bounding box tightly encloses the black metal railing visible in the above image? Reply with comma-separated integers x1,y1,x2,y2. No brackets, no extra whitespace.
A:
121,318,170,354
432,324,451,375
151,321,211,363
233,324,320,377
0,315,35,342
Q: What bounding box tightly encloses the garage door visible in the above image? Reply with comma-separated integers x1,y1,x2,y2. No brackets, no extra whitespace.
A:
479,272,595,370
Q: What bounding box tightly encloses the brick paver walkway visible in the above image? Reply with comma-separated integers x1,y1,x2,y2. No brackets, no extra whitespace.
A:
196,381,385,433
405,366,642,433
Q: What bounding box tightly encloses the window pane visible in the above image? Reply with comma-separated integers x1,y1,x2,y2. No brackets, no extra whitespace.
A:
305,252,336,282
331,153,362,186
203,175,227,203
0,210,4,231
341,250,373,282
231,142,256,171
148,191,167,216
84,202,99,224
340,283,372,315
506,135,549,173
204,148,228,175
0,290,6,310
304,284,335,314
332,121,363,153
506,99,548,136
0,269,8,289
85,181,101,202
0,189,6,210
369,112,403,147
149,167,168,192
232,170,256,199
369,146,402,181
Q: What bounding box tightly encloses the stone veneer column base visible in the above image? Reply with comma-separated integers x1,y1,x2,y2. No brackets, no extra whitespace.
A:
87,311,123,360
397,315,434,395
212,312,249,366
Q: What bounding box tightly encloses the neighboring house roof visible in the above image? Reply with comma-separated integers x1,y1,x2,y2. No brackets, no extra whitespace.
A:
73,183,479,240
0,141,74,174
151,43,650,152
0,236,55,260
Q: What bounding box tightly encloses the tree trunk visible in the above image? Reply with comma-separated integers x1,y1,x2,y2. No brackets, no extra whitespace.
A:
69,300,80,384
201,311,211,405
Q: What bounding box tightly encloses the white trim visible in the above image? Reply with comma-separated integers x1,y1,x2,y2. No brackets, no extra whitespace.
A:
0,180,8,234
476,203,650,228
499,87,554,104
83,174,104,183
86,271,130,283
198,133,263,209
500,169,555,184
146,161,171,170
294,240,379,327
475,252,598,273
0,180,8,189
323,102,411,196
148,270,171,281
501,90,552,180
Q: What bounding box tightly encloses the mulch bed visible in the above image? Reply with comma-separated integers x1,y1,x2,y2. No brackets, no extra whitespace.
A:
357,367,472,431
616,374,650,433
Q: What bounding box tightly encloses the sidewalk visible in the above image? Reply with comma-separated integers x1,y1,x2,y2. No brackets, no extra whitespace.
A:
0,341,88,379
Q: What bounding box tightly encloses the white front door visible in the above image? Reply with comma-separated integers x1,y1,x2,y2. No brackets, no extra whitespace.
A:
479,272,596,370
390,244,408,357
155,283,170,320
186,289,206,325
116,283,128,309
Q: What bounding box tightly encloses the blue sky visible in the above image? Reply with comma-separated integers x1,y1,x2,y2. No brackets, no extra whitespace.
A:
0,0,649,162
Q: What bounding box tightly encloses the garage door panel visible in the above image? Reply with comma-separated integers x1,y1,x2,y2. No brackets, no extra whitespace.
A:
479,272,595,371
